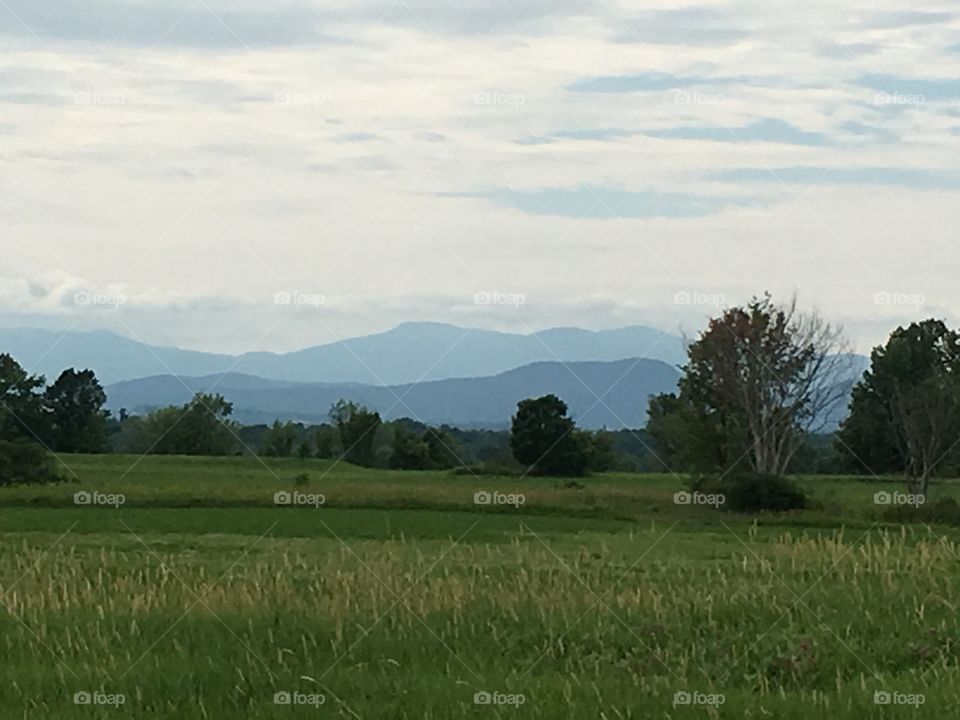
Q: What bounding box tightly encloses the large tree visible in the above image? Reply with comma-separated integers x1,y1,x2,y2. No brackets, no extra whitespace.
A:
0,354,59,485
649,295,850,476
44,368,110,453
510,394,587,476
0,353,47,443
837,319,960,497
330,400,381,467
121,393,241,456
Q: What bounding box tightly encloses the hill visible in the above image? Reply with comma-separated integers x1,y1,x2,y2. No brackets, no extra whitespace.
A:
105,358,682,429
0,322,686,385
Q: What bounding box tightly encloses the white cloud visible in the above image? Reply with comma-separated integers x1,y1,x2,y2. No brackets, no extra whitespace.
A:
0,0,957,355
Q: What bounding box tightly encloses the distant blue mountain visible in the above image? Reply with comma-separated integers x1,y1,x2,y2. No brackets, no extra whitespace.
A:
105,358,683,429
0,322,687,385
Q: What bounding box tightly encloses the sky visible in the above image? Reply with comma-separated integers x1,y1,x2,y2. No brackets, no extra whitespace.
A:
1,0,959,354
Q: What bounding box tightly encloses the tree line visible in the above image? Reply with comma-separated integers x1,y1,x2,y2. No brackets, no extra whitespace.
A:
1,297,958,502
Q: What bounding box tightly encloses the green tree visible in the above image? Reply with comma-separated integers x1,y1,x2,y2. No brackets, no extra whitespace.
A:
0,353,47,443
579,430,619,472
0,354,59,485
389,425,431,469
837,319,960,497
260,420,299,457
44,368,110,453
314,425,341,459
649,295,849,477
123,393,241,456
510,394,587,476
330,400,381,467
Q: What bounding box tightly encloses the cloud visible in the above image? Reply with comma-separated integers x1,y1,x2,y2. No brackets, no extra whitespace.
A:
551,128,635,142
651,118,829,146
446,186,759,219
613,6,748,46
336,132,380,143
567,71,743,93
854,11,954,29
819,42,885,59
0,0,344,48
858,74,960,101
711,166,960,190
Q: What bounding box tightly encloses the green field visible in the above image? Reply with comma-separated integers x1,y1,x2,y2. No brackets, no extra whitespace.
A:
1,455,958,718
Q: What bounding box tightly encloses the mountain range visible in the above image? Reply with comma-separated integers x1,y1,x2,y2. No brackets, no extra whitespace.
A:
0,322,687,386
104,358,682,429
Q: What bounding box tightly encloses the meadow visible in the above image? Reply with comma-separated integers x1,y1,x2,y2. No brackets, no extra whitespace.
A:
1,455,958,718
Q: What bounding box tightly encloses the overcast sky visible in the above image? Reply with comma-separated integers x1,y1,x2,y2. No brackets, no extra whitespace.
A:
1,0,958,353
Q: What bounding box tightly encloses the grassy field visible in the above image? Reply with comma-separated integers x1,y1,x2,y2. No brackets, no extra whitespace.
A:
1,455,958,718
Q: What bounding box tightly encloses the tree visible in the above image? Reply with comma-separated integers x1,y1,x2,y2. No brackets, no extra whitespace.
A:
422,427,460,469
0,354,58,485
260,420,299,457
44,368,110,453
314,425,341,459
330,400,381,467
122,393,241,455
510,394,587,476
837,319,960,497
579,430,619,472
388,424,461,470
0,353,47,443
389,425,431,469
650,294,850,476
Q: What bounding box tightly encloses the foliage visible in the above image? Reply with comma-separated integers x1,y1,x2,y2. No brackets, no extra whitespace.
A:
330,400,381,467
43,368,110,453
649,294,849,478
837,319,960,496
118,393,241,456
510,394,587,476
259,420,300,457
692,472,808,512
0,438,60,485
0,353,47,443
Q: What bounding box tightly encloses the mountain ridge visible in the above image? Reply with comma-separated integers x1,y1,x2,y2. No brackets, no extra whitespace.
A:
104,357,683,430
0,323,687,385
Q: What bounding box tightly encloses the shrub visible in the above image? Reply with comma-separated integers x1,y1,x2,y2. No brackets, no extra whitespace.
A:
692,472,807,512
884,496,960,526
293,472,310,487
0,439,61,486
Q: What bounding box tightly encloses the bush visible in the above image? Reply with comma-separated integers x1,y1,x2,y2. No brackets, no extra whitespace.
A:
0,439,61,486
692,472,808,512
884,496,960,526
293,472,310,487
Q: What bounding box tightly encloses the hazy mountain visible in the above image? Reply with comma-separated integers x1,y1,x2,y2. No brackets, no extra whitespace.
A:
105,358,682,429
0,322,686,385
